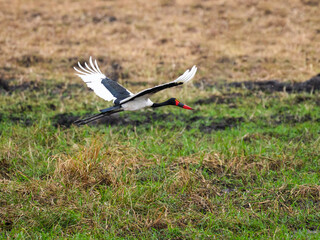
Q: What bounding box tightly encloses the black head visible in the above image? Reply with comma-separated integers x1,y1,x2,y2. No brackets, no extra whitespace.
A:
165,98,193,110
152,98,193,110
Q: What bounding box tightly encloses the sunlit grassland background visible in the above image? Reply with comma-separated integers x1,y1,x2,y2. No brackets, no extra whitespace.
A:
1,0,320,239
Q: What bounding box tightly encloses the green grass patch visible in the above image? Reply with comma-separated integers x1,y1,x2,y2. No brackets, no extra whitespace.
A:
1,83,320,239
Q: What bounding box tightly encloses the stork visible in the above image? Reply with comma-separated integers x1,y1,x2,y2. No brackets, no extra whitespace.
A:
73,57,197,125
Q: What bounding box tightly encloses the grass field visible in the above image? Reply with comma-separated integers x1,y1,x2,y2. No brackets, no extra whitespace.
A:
1,0,320,239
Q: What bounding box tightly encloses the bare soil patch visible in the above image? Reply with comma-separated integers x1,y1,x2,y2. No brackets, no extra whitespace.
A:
229,73,320,93
52,111,244,133
52,113,79,128
197,117,244,133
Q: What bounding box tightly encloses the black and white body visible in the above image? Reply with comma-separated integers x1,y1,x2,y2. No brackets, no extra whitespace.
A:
74,57,197,125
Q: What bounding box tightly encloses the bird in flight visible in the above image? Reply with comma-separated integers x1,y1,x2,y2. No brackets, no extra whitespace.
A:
74,57,197,125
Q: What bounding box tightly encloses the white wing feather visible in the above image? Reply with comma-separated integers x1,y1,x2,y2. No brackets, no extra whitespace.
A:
74,56,116,102
173,65,197,83
75,59,197,104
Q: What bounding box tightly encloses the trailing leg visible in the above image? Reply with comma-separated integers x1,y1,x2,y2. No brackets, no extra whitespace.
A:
74,108,123,126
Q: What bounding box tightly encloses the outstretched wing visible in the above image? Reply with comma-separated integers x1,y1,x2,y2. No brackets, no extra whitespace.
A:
74,57,132,102
120,65,197,104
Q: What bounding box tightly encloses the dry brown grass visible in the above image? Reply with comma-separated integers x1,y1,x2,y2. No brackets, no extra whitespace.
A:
0,0,319,90
53,139,148,188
